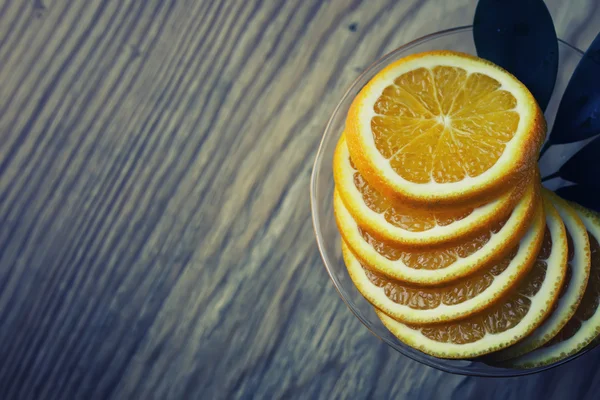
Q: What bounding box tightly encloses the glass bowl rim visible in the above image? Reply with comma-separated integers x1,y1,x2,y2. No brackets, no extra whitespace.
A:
310,24,589,377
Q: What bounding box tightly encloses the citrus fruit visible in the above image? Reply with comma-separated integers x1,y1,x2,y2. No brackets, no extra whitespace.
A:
334,134,527,247
501,202,600,368
374,194,567,359
490,191,590,362
333,182,539,285
345,50,546,207
340,200,543,324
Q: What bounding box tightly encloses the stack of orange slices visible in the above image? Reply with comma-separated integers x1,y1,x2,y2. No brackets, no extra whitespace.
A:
334,50,600,367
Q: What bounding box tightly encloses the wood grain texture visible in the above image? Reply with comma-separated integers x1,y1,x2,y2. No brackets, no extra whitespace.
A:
0,0,599,399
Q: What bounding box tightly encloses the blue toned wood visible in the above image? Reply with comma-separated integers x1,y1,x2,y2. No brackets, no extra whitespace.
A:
0,1,599,399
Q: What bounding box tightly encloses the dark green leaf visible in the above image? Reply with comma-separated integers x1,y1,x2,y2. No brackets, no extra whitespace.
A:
473,0,558,111
555,185,600,212
549,32,600,145
556,136,600,186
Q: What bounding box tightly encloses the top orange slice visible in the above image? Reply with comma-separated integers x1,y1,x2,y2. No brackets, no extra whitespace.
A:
345,50,546,207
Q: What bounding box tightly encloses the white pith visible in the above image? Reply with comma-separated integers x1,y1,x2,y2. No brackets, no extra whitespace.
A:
506,205,600,368
491,192,590,361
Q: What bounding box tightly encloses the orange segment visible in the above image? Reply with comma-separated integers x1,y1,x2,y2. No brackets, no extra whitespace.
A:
357,219,503,269
359,246,518,310
452,111,520,143
389,124,444,183
393,67,440,115
448,72,501,115
372,116,438,159
353,147,473,230
452,130,506,178
452,89,517,118
431,129,466,183
430,66,467,114
373,86,431,117
417,294,532,343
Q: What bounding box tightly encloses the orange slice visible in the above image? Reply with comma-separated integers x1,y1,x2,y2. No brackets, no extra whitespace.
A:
340,199,543,324
333,183,539,285
334,134,527,247
502,202,600,368
375,195,567,358
345,50,545,207
490,191,590,361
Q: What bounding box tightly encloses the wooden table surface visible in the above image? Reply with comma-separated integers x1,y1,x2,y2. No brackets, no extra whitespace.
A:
1,1,599,399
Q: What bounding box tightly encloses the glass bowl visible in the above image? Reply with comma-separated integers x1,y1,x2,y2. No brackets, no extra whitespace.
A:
310,25,588,377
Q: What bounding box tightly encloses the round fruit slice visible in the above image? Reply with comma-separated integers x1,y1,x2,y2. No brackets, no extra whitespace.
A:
340,199,543,324
490,191,590,362
333,182,539,285
501,202,600,368
345,50,546,207
334,135,527,247
374,195,567,359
